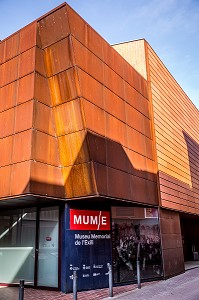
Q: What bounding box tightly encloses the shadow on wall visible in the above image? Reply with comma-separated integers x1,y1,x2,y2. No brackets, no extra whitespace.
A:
181,131,199,260
0,133,158,209
158,131,199,213
19,130,159,205
56,130,158,205
183,131,199,198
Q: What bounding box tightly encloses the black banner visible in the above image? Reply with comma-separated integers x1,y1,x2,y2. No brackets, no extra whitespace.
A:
63,207,112,292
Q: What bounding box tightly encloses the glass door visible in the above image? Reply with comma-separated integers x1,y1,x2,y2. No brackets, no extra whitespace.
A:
37,207,59,287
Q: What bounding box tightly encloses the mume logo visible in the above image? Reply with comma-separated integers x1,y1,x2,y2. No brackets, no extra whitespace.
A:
70,209,110,231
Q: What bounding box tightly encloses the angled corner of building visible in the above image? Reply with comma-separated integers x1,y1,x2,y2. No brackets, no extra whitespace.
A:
0,4,157,204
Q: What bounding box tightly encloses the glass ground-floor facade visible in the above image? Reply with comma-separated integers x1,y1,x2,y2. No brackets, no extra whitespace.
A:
0,206,59,287
0,202,163,292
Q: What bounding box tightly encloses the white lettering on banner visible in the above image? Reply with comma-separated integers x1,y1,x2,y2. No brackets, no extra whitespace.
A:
82,240,94,246
75,234,90,239
93,264,103,269
74,233,111,246
83,265,90,270
90,215,98,225
91,234,111,239
93,273,100,277
74,215,81,225
73,215,107,226
101,216,106,225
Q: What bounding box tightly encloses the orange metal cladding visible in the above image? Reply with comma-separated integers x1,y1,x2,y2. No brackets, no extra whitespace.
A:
0,3,157,205
145,42,199,215
0,21,36,198
115,40,199,215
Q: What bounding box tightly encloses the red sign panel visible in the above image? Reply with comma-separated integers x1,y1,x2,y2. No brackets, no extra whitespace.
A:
70,209,110,231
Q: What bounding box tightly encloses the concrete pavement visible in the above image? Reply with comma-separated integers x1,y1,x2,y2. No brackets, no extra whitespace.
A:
1,268,199,300
103,267,199,300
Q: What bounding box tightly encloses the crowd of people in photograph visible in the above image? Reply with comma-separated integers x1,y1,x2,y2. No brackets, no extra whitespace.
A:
112,221,163,282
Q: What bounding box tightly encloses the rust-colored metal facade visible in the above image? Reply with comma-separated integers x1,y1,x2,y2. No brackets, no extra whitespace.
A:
0,4,157,206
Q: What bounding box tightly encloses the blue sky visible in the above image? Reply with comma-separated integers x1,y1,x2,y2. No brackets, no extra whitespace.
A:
1,0,199,109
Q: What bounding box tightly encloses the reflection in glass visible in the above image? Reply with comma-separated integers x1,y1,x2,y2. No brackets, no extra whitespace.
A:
37,207,59,287
112,206,162,283
0,209,36,284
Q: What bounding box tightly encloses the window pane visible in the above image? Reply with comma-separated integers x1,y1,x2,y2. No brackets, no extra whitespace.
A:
0,209,36,284
112,206,162,283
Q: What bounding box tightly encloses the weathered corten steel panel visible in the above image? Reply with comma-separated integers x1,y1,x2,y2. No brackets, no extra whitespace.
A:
0,3,157,204
38,4,70,48
53,99,84,136
124,81,149,117
0,57,19,86
107,167,131,200
87,132,106,165
35,47,47,77
81,99,106,137
32,131,61,167
0,42,5,64
0,136,13,166
77,68,104,110
49,68,78,106
33,101,55,136
30,161,65,198
0,165,12,197
19,22,37,53
71,37,104,84
105,113,127,147
58,130,89,167
17,73,35,105
106,138,130,173
12,131,32,164
10,161,31,195
19,47,36,78
67,5,110,63
62,162,97,198
14,101,34,133
93,163,108,196
159,208,185,277
104,87,126,123
5,33,20,61
34,73,51,106
0,108,15,138
44,37,74,77
0,81,17,111
103,64,125,99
